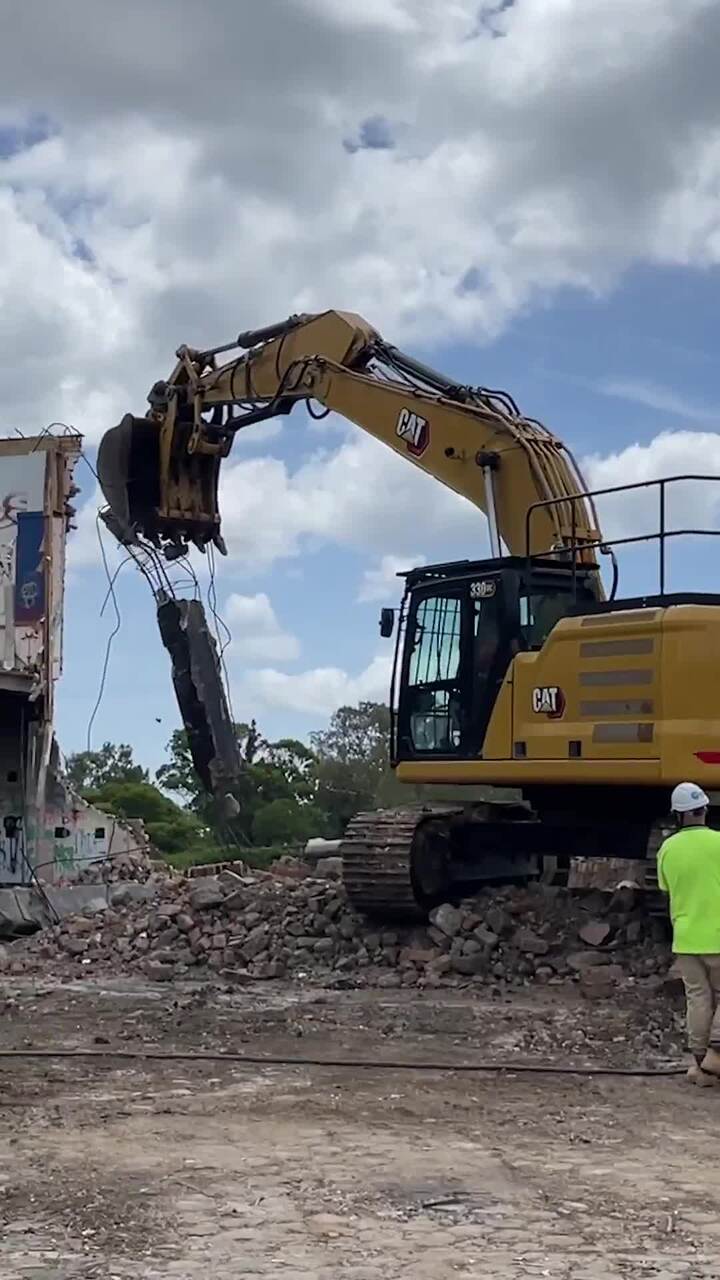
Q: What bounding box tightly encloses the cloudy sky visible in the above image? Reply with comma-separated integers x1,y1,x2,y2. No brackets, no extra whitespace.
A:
3,0,720,771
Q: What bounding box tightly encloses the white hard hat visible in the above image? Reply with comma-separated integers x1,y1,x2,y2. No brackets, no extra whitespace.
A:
671,781,710,813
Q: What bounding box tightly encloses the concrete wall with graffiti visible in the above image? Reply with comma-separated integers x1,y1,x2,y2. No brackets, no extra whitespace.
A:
0,434,104,887
0,450,48,675
0,734,145,886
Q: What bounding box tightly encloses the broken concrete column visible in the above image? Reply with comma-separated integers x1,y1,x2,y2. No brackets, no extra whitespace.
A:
156,597,243,803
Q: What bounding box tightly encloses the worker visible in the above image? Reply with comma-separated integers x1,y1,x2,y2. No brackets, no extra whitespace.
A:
657,782,720,1086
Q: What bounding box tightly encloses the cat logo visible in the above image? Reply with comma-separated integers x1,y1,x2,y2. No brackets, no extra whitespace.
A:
532,686,565,718
396,407,429,457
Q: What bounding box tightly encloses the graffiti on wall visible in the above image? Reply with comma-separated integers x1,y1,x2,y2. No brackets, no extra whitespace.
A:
0,453,47,673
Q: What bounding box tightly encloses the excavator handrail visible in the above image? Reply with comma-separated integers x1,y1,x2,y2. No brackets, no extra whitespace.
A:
525,472,720,599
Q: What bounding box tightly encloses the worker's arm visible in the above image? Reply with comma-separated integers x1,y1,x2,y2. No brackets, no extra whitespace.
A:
97,309,603,585
657,846,669,893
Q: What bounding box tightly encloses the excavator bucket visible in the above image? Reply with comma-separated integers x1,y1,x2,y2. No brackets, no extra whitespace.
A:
96,412,225,555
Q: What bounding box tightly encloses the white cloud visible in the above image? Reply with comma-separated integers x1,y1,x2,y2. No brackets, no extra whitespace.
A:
596,378,719,424
0,0,719,449
230,419,284,449
245,654,392,716
358,553,425,602
583,429,720,540
225,592,299,663
211,431,488,574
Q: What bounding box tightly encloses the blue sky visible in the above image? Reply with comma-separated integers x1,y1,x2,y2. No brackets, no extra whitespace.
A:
2,0,720,777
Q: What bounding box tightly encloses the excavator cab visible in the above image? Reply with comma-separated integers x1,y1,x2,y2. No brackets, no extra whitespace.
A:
392,557,598,765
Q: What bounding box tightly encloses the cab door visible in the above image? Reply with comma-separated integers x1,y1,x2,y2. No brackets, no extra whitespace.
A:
396,572,516,761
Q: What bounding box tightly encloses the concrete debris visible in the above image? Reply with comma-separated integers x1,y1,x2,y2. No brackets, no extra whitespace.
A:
578,919,612,948
580,964,626,1000
9,863,673,991
428,903,464,938
314,856,343,879
512,926,549,956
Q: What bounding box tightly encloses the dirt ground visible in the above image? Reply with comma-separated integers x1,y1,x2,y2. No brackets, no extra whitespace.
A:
1,977,719,1279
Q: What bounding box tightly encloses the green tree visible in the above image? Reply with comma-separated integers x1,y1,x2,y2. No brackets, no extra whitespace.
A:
157,723,328,849
252,798,331,847
86,779,206,857
310,701,392,834
65,742,148,792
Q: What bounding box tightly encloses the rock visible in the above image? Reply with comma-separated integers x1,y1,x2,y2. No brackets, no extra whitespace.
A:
156,926,179,947
451,951,487,976
313,938,335,956
461,938,483,956
473,925,499,949
157,902,182,919
243,924,270,958
218,869,246,891
578,919,611,948
144,961,176,982
315,856,343,879
512,927,549,956
400,947,439,967
176,913,194,934
534,966,554,984
567,950,611,972
222,889,249,912
0,945,9,972
220,967,255,985
429,903,463,938
189,879,225,911
580,964,624,999
485,906,512,937
365,933,382,952
427,926,451,948
625,918,644,944
63,937,88,956
427,954,453,976
376,972,402,988
109,882,157,909
68,916,97,936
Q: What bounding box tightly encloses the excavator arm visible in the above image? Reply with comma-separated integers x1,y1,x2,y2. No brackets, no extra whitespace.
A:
97,310,604,584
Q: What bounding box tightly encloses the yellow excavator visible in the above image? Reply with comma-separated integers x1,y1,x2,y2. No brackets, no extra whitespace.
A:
96,310,720,917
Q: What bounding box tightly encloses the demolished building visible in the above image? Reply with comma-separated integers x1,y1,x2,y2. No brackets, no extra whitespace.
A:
0,434,139,891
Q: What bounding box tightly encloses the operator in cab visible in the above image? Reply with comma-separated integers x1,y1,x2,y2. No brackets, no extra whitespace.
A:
657,782,720,1086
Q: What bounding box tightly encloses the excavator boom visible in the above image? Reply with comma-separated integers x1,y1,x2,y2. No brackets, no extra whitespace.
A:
96,310,603,584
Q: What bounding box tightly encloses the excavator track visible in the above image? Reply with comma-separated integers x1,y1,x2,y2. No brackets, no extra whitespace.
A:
341,805,462,920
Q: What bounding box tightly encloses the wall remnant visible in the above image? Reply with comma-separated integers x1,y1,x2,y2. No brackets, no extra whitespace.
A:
0,434,145,885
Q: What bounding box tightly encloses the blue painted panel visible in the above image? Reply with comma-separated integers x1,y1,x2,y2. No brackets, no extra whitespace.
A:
14,512,45,624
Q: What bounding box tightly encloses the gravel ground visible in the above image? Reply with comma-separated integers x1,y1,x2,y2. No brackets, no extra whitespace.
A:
1,974,719,1279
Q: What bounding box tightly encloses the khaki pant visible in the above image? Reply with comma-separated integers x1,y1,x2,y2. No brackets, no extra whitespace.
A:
676,955,720,1054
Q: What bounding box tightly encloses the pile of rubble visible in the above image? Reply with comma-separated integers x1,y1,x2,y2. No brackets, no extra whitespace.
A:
6,861,672,996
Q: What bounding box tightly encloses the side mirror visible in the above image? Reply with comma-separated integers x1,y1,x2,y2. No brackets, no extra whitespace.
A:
379,608,395,638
